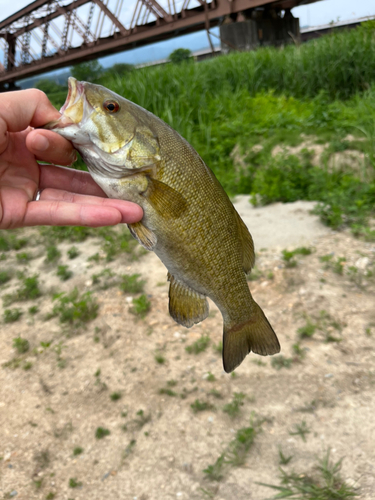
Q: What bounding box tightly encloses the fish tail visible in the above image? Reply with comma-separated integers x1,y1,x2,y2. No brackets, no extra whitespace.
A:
222,301,280,373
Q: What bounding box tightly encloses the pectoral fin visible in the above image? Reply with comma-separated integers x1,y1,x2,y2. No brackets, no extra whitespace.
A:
128,221,157,250
145,177,187,218
235,210,255,273
168,273,209,328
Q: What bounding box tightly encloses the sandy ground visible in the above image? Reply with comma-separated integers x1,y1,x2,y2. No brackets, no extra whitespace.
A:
0,197,374,500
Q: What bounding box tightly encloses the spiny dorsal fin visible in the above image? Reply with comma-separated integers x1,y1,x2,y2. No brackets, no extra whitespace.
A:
128,221,157,250
145,177,187,219
234,210,255,273
168,273,209,328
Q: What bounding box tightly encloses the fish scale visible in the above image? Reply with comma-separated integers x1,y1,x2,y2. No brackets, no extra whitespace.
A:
45,77,280,372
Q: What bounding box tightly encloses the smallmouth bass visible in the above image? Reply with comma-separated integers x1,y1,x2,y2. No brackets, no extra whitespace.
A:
45,77,280,372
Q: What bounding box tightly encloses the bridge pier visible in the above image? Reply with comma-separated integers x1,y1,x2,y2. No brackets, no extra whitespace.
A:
220,8,300,53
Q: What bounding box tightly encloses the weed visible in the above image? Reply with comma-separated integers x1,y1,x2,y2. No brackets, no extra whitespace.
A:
130,294,151,318
279,448,293,465
132,409,151,429
34,479,43,489
223,392,246,418
67,246,80,259
120,273,145,294
213,341,223,355
28,305,39,315
209,389,223,399
46,493,55,499
225,425,257,466
73,447,84,456
203,454,226,481
298,321,316,339
185,335,210,354
206,372,216,382
262,449,358,499
167,379,177,387
23,361,33,371
95,427,110,439
0,270,11,284
40,225,91,243
57,265,73,281
190,399,215,413
123,439,136,460
49,289,98,326
289,421,311,442
16,251,32,263
45,245,61,263
69,477,82,488
13,336,29,354
110,392,122,401
282,247,312,268
3,274,42,305
271,355,293,370
159,387,177,397
155,353,165,364
4,308,23,323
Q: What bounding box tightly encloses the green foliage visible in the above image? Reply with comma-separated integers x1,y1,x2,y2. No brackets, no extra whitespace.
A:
185,335,210,354
0,270,11,285
67,246,80,259
168,48,192,64
35,79,65,94
50,289,98,326
108,63,133,76
298,320,317,339
0,232,27,252
271,355,293,370
40,225,92,243
110,392,122,401
3,275,42,306
16,251,32,263
73,446,84,456
223,392,246,418
130,294,151,318
190,399,215,413
263,449,358,499
95,427,110,439
13,336,30,353
57,265,73,281
71,59,103,82
289,421,311,442
119,274,145,294
4,308,23,323
68,477,82,488
45,245,61,263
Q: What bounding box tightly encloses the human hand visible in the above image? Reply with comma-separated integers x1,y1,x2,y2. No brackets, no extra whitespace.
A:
0,89,143,230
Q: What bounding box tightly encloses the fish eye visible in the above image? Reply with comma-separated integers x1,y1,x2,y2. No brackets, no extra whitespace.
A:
103,100,120,113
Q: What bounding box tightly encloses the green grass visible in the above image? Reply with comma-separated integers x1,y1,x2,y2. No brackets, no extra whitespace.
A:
57,265,73,281
68,477,82,488
3,275,42,306
95,427,110,439
190,399,215,413
130,294,151,318
185,335,210,354
49,289,99,326
4,308,23,323
13,336,30,354
110,391,122,401
119,273,145,294
289,421,311,442
0,270,11,285
73,447,84,456
262,449,358,499
45,245,61,263
67,246,80,259
223,392,246,418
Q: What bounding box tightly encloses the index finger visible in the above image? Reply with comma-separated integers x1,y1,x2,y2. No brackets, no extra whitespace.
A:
0,89,62,152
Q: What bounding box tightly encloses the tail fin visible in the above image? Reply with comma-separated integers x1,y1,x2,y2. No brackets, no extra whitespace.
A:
222,302,280,373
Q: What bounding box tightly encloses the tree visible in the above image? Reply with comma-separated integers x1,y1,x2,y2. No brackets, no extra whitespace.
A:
168,48,192,64
70,60,103,83
110,63,134,76
34,79,65,94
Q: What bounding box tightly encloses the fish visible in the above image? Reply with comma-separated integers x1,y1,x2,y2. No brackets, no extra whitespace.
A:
44,77,280,372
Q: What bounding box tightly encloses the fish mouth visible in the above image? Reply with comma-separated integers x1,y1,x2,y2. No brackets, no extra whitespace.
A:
43,77,87,130
60,77,85,115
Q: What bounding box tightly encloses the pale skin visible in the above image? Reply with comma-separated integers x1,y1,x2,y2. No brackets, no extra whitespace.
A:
0,88,143,229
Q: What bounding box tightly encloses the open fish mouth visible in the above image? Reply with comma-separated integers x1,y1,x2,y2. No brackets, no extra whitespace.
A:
60,77,85,114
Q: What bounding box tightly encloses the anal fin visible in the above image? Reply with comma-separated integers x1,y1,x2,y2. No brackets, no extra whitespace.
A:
168,273,209,328
128,221,157,251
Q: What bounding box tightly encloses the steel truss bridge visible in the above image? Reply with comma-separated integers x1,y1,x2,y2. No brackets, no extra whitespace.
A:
0,0,317,86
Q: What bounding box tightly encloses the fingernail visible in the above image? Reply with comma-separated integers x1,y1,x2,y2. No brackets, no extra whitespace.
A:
33,134,49,152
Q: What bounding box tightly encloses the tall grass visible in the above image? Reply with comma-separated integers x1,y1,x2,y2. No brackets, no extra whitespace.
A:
44,22,375,233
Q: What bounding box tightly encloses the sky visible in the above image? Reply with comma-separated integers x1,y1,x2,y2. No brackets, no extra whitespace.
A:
0,0,374,73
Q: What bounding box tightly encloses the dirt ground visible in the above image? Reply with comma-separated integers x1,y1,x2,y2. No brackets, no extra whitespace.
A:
0,198,374,500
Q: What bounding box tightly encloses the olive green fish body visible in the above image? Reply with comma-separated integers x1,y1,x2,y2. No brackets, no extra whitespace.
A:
47,78,280,372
